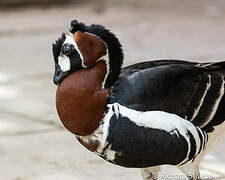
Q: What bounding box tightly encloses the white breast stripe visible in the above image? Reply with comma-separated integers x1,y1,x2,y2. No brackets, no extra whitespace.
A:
190,75,211,121
77,108,114,160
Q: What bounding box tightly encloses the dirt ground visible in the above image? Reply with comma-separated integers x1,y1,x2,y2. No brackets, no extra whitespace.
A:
0,2,225,180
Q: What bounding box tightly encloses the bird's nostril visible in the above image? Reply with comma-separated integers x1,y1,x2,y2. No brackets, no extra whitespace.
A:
56,70,60,76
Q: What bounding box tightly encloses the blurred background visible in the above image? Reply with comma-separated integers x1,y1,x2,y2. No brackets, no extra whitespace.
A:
0,0,225,179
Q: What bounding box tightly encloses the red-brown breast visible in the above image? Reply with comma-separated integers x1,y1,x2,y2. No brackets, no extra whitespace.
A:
56,61,109,136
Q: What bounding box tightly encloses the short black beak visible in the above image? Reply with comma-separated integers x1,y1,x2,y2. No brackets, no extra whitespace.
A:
53,64,68,85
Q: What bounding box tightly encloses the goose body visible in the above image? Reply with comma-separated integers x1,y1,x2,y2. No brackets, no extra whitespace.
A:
52,20,225,180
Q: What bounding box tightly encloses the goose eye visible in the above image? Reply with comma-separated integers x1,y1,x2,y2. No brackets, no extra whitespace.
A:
61,43,75,56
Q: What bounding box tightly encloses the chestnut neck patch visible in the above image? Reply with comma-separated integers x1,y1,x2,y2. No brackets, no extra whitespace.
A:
74,31,107,67
70,23,124,88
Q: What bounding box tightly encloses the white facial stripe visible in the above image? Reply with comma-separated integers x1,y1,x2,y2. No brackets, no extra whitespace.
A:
57,34,85,72
58,55,70,72
64,34,84,66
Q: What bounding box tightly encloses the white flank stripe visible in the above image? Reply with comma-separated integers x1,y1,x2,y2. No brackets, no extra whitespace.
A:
78,102,208,165
196,127,205,153
107,103,206,165
204,75,224,127
190,74,211,121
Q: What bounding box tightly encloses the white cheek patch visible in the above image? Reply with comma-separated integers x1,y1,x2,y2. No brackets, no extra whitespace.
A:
58,55,71,72
64,34,76,45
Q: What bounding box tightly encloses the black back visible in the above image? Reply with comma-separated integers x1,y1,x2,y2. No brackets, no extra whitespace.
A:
109,60,225,132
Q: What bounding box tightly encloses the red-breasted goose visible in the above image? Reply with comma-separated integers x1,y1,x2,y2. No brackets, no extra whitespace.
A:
52,20,225,180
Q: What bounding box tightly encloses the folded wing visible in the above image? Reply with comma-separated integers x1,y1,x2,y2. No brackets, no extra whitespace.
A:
109,60,225,132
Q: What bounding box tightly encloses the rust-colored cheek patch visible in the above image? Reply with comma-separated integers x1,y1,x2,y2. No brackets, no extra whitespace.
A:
74,31,107,67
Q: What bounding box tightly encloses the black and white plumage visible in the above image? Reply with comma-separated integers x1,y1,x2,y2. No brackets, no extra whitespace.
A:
111,60,225,133
83,60,225,180
54,21,225,180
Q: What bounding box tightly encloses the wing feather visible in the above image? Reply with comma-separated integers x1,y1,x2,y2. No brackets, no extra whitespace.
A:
109,60,225,132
